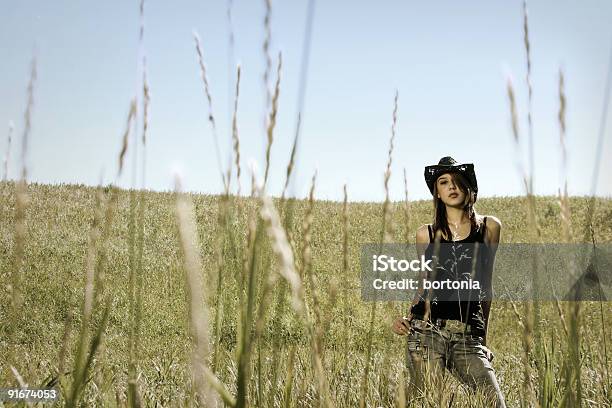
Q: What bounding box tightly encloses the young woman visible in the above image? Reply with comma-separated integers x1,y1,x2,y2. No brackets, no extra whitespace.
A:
391,156,506,407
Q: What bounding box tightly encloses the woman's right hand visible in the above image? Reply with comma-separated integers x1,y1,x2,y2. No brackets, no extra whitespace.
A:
391,315,411,335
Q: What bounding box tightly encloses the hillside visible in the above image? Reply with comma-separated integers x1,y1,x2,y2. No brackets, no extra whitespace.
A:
1,181,611,406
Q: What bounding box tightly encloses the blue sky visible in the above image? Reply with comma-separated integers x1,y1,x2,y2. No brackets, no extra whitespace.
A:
1,0,611,202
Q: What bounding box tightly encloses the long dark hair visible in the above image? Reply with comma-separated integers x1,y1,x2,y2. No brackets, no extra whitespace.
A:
432,172,482,240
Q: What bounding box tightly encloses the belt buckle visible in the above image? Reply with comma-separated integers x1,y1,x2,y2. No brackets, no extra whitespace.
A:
444,319,466,334
411,318,432,331
434,318,446,328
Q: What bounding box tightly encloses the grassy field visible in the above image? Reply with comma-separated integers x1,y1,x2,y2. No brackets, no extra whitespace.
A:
3,0,612,406
0,180,611,407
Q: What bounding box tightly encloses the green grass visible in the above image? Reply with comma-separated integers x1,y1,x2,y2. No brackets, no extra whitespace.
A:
1,180,611,406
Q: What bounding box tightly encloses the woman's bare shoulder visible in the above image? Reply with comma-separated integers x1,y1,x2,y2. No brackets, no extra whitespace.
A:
483,215,502,244
484,215,502,230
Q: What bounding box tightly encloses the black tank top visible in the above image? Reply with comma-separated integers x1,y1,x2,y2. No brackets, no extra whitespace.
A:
410,217,489,334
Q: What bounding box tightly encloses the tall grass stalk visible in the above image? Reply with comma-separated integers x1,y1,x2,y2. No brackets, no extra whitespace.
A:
117,99,137,178
10,366,33,408
211,179,235,373
506,77,529,193
303,172,328,360
506,77,537,408
282,345,297,408
127,189,143,407
10,179,27,330
522,0,535,192
260,185,332,406
556,69,571,264
253,226,281,407
193,32,227,191
402,168,410,245
83,189,104,320
339,184,352,381
259,191,304,316
130,35,149,401
7,56,37,379
395,365,406,408
401,168,412,319
262,0,272,109
66,297,111,408
254,194,292,408
71,185,118,404
281,114,299,201
93,187,118,309
586,25,612,402
342,183,349,286
554,67,587,408
382,90,399,245
558,69,568,199
210,98,240,375
141,55,150,185
127,51,150,401
211,215,226,375
266,177,300,405
136,54,150,346
255,213,283,408
19,55,37,182
234,166,265,407
267,286,287,407
115,86,141,406
175,180,219,407
66,194,113,407
267,203,296,406
360,90,398,408
300,171,316,281
64,171,117,406
518,5,544,374
281,0,316,200
128,54,150,407
539,337,557,407
232,65,242,197
3,121,13,181
263,52,282,188
57,310,73,386
560,299,582,407
226,0,236,135
583,33,612,395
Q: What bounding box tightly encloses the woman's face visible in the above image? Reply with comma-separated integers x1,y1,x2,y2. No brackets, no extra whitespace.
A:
436,173,466,206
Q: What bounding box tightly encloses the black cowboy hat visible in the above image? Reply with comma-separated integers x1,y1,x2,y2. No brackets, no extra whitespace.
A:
424,156,478,201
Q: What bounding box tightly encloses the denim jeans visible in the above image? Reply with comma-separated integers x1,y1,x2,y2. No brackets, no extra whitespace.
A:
405,319,506,408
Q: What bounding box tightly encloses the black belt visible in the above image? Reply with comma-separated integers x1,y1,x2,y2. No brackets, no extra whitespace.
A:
410,314,479,335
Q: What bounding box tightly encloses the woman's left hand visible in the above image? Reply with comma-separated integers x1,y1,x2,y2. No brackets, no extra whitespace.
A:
391,316,411,335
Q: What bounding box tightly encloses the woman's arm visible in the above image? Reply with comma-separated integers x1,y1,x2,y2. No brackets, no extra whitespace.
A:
482,216,502,346
413,225,431,310
391,224,430,335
